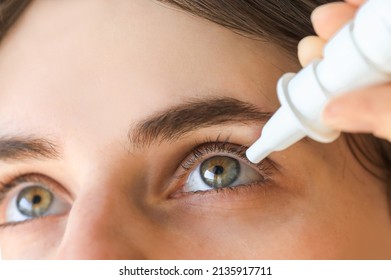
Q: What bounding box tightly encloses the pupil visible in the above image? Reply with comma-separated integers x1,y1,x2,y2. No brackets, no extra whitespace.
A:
213,165,224,175
32,195,42,204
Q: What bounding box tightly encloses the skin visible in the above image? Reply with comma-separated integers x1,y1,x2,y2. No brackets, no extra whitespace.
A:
0,0,390,259
299,0,391,141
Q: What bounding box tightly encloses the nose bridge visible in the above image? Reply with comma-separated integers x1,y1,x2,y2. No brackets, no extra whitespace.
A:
55,177,148,260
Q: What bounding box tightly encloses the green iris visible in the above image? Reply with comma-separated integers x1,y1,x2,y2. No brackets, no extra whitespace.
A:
16,186,53,217
200,156,240,188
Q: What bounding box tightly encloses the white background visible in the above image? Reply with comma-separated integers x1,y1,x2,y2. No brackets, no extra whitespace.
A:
0,260,390,280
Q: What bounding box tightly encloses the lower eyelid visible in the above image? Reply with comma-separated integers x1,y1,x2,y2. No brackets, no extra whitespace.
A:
171,181,264,197
168,181,278,211
171,156,275,198
0,213,69,231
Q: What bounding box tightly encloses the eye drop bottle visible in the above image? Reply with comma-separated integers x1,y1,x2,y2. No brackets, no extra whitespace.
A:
246,0,391,163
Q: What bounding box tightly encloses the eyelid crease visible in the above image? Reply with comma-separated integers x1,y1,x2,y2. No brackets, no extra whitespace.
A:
0,173,71,210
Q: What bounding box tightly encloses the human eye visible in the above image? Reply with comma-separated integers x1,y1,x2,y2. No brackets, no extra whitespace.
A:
0,174,71,227
175,141,276,195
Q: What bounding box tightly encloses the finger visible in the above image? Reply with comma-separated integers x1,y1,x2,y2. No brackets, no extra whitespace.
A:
322,83,391,141
311,2,357,40
297,36,326,67
345,0,366,6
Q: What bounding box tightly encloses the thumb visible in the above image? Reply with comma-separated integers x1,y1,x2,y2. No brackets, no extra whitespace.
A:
322,83,391,141
297,36,325,67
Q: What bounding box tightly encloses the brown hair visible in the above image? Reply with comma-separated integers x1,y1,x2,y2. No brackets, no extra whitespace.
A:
158,0,331,55
0,0,30,40
156,0,391,188
1,0,390,188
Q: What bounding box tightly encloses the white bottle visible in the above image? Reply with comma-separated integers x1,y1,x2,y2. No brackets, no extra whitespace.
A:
246,0,391,163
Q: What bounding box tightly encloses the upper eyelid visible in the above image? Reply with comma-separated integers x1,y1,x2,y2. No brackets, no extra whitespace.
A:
176,141,276,181
0,172,24,202
0,174,72,228
182,141,268,168
0,173,73,206
178,142,245,173
181,145,244,171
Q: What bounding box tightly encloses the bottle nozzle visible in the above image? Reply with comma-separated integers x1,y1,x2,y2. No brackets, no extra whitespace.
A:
246,139,272,164
246,106,307,163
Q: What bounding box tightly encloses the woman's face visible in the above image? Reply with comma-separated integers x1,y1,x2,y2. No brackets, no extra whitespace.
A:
0,0,390,259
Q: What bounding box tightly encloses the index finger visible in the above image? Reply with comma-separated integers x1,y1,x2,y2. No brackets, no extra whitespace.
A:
312,3,357,40
345,0,366,6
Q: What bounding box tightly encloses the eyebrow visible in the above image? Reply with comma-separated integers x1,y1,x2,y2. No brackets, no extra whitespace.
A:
129,97,272,148
0,136,60,162
0,98,271,162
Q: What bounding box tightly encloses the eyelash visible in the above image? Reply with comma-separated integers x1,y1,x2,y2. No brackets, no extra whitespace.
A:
0,173,53,199
0,171,25,202
0,174,68,229
175,137,276,193
0,215,47,230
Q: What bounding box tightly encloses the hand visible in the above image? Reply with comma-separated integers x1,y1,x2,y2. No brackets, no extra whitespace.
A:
298,0,391,142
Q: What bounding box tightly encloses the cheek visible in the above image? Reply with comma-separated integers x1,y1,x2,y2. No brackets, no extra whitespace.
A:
153,204,340,259
152,185,308,258
0,218,66,259
268,138,391,258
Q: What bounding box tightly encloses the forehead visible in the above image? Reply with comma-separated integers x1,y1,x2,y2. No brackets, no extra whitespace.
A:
0,0,294,141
